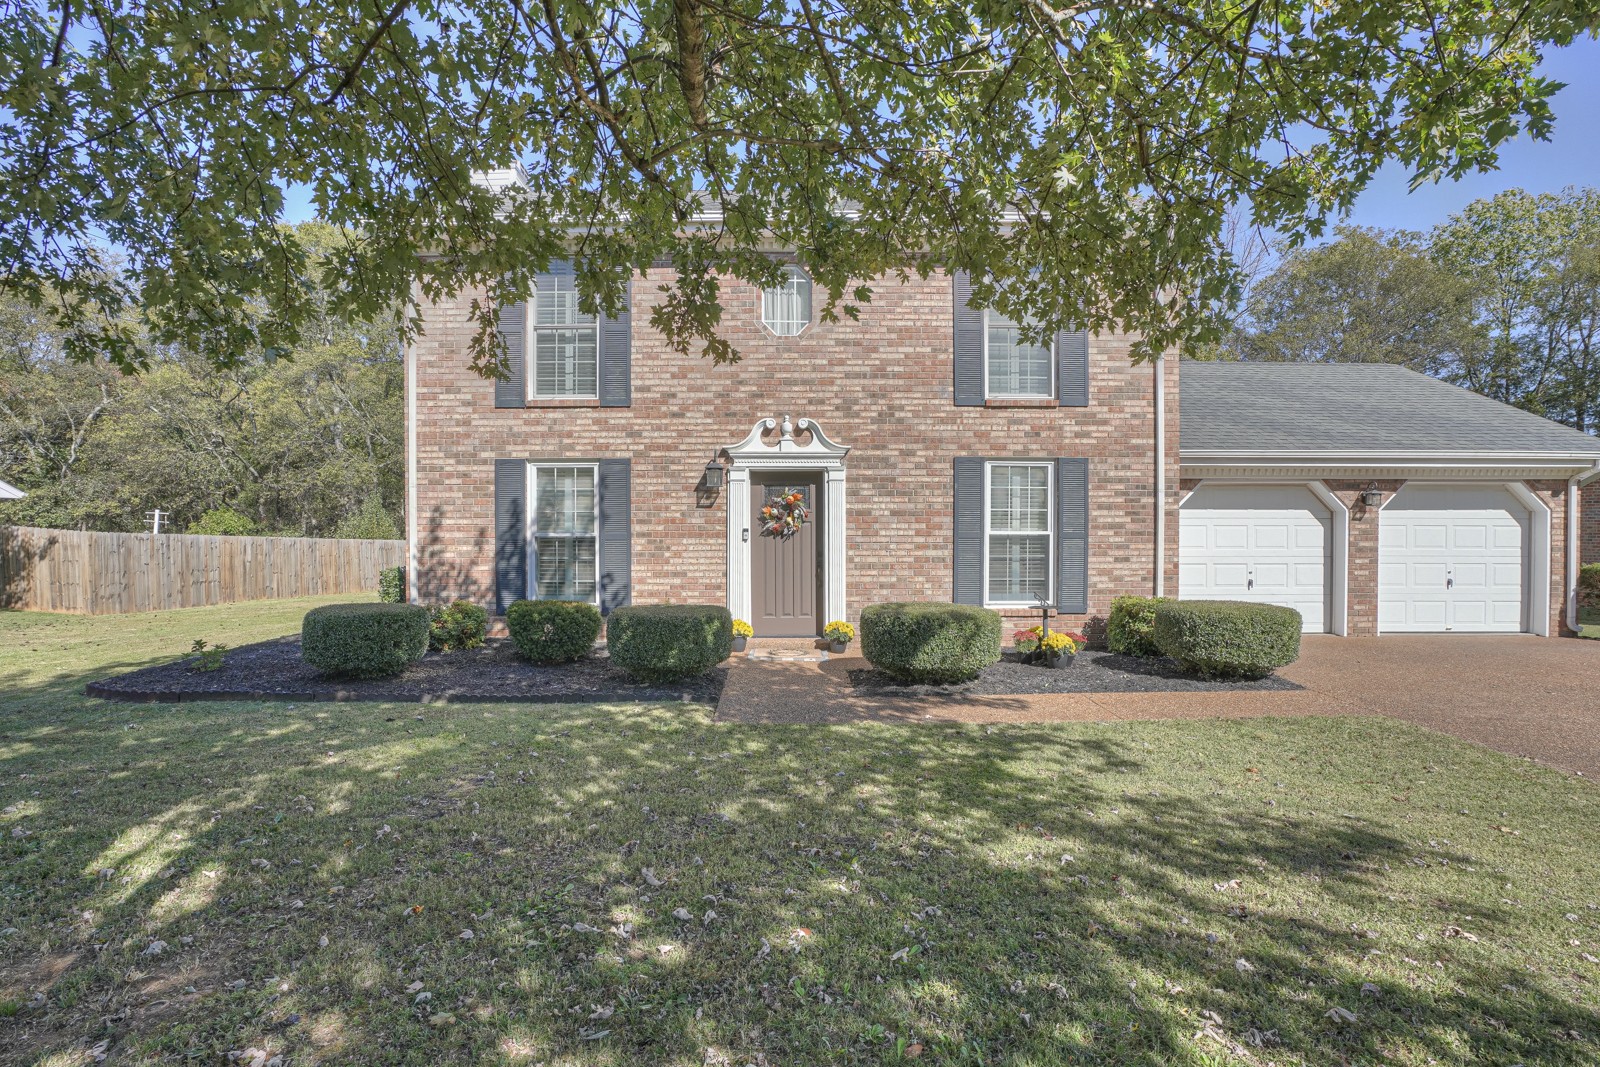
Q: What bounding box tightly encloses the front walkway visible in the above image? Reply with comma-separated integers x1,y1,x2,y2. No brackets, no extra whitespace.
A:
717,635,1600,778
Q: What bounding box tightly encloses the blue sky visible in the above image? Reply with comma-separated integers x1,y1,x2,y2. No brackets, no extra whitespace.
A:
1340,37,1600,232
279,38,1600,234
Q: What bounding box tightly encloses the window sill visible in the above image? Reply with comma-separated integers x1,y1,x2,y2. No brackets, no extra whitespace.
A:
984,397,1059,408
526,397,603,408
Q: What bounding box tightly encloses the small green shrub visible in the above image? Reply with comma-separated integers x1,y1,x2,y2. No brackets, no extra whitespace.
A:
429,599,488,652
301,602,429,679
1106,595,1171,657
185,638,228,672
506,599,602,664
606,605,732,682
1152,600,1301,680
859,602,1001,684
377,566,405,603
1581,562,1600,608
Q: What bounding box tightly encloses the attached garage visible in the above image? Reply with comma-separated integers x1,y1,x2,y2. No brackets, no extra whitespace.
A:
1179,362,1600,638
1179,484,1334,633
1377,485,1532,633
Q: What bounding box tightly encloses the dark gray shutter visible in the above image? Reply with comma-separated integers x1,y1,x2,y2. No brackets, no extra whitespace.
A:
599,278,632,407
494,301,526,408
952,271,984,406
953,457,985,604
1057,329,1089,407
1056,457,1089,614
494,459,527,613
597,458,632,614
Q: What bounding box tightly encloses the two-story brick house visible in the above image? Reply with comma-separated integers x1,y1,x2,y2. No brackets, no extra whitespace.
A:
406,190,1600,641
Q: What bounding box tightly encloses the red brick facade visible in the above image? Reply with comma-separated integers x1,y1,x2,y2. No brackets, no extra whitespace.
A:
1585,485,1600,565
409,269,1180,637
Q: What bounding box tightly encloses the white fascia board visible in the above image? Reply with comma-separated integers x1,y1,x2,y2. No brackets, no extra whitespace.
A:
1181,449,1600,477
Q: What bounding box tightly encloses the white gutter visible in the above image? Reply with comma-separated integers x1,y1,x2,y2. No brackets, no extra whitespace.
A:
1153,352,1166,597
1183,448,1600,468
1567,462,1600,634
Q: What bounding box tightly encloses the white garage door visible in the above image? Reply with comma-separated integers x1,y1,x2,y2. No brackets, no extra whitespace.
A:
1179,485,1331,633
1378,485,1528,633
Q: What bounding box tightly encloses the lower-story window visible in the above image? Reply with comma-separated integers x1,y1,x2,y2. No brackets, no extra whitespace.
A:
531,464,598,601
986,461,1053,605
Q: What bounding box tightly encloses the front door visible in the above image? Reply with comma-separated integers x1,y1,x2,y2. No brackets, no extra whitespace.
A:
751,473,823,637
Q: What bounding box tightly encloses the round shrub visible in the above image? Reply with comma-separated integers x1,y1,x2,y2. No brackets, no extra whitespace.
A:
301,602,429,679
606,605,732,682
1152,600,1302,680
429,599,488,652
506,599,602,664
859,602,1001,685
1106,595,1170,657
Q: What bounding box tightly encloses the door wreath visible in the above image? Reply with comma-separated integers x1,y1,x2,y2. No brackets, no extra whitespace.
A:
760,491,810,539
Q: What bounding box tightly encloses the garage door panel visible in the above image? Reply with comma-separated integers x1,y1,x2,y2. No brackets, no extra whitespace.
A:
1378,485,1527,633
1179,485,1332,634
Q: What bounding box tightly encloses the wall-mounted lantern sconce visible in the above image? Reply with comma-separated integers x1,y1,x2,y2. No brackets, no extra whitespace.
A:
703,455,725,491
1360,482,1382,507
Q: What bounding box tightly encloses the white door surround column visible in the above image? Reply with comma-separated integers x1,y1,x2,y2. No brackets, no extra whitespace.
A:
721,416,850,626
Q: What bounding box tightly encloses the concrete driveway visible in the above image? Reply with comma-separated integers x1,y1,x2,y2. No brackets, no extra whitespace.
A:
716,635,1600,778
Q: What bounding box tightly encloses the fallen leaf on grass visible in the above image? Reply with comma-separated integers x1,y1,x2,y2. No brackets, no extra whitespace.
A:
642,867,664,887
1441,925,1479,942
1324,1006,1358,1023
1234,958,1254,974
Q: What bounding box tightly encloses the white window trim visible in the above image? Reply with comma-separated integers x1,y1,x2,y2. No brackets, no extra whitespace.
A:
983,311,1056,400
526,462,601,604
760,265,813,338
527,281,600,401
983,460,1055,608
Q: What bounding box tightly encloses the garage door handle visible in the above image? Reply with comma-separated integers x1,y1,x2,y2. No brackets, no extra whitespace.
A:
1246,577,1254,590
1446,576,1453,589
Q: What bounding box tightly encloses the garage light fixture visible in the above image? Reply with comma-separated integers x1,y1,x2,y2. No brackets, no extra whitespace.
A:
1360,482,1382,507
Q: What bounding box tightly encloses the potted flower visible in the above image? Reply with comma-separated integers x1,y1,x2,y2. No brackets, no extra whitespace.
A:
822,620,855,654
1038,630,1086,669
1012,626,1043,662
731,619,753,652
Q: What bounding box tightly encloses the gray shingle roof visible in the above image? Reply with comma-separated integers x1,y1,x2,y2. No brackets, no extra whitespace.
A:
1179,361,1600,455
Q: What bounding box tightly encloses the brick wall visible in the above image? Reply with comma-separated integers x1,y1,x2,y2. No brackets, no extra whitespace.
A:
1585,485,1600,566
410,269,1179,637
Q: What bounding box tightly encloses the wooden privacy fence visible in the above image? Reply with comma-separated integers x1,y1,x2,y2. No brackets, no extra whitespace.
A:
0,525,405,614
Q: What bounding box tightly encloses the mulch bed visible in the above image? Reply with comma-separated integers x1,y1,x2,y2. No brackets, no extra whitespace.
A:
845,649,1300,695
85,636,727,706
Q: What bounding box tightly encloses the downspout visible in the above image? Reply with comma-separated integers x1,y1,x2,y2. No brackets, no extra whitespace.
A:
1153,352,1166,597
1566,462,1600,634
404,337,418,605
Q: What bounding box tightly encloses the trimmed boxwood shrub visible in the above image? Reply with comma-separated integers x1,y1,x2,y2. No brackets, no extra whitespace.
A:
302,602,429,678
429,599,489,652
1152,600,1301,680
506,599,602,664
1106,595,1170,657
377,566,405,603
606,604,732,682
860,602,1001,684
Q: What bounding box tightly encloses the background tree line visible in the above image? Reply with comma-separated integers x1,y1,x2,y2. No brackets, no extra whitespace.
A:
1225,187,1600,435
0,223,403,537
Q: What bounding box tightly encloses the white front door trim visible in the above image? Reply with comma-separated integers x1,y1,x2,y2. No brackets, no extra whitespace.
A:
721,416,849,627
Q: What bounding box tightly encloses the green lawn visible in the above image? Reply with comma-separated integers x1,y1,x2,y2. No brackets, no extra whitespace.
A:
1581,606,1600,639
1,602,1598,1066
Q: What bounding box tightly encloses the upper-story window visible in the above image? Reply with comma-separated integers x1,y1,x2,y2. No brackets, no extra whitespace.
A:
532,274,598,399
762,266,812,337
985,310,1054,398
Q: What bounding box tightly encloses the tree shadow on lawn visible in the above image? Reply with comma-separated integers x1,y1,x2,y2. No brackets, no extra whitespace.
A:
0,701,1594,1066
